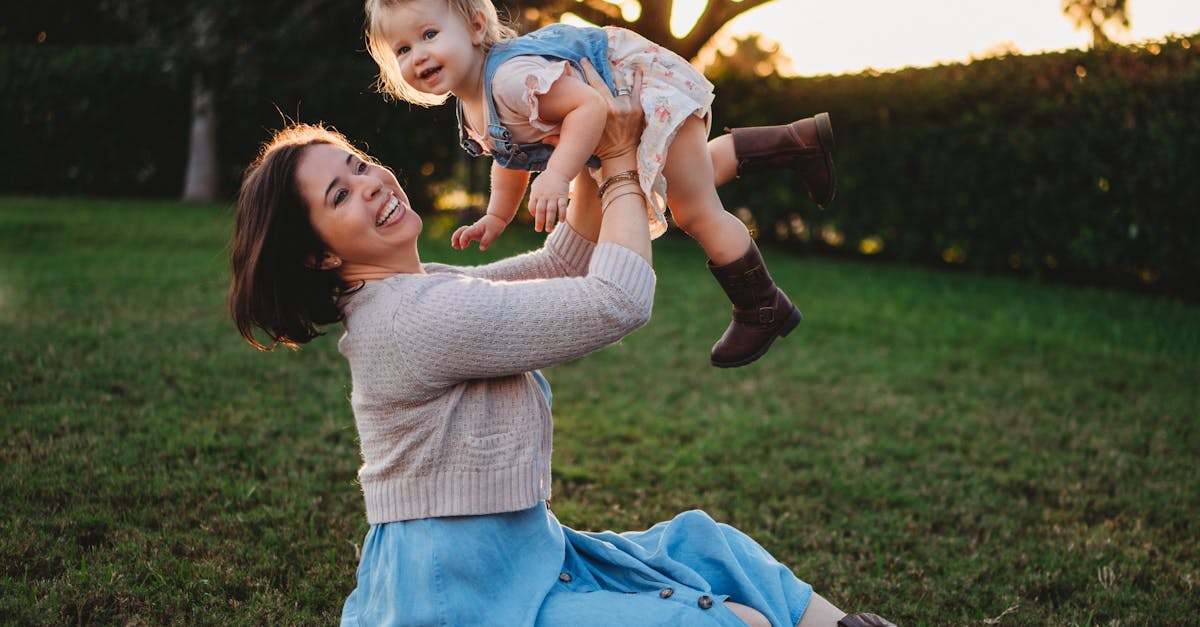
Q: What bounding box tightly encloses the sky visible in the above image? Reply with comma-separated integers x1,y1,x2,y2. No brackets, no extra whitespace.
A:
669,0,1200,76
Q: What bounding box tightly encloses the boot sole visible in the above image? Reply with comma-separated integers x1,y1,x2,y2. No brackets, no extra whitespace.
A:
711,307,803,369
814,112,837,208
815,112,836,152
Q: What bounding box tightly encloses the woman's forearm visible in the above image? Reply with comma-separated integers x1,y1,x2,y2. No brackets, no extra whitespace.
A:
596,154,651,263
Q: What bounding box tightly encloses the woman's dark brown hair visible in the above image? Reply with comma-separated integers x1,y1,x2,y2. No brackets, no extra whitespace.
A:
229,123,369,350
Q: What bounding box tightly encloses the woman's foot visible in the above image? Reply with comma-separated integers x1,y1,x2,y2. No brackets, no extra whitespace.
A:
837,612,897,627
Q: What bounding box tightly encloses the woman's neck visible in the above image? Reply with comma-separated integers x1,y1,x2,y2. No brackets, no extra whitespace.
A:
340,249,425,283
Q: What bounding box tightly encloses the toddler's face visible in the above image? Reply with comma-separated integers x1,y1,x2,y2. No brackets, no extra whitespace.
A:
380,0,488,97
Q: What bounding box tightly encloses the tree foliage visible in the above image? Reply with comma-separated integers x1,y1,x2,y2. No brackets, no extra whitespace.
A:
1061,0,1130,49
705,33,791,80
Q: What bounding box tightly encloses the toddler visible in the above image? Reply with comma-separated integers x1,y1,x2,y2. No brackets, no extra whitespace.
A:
365,0,836,367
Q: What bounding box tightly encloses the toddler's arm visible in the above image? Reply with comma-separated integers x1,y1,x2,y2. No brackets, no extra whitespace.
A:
452,163,530,251
528,73,608,232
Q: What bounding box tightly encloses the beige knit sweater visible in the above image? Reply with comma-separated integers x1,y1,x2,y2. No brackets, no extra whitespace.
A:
337,224,655,523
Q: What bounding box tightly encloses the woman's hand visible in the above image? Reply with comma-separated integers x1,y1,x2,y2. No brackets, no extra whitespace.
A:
577,59,643,164
564,60,646,251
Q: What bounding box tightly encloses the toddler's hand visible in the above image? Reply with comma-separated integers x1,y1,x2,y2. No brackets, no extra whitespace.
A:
451,214,508,251
528,171,571,233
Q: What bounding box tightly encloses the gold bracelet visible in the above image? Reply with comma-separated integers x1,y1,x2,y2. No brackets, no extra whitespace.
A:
599,179,640,196
601,189,646,213
598,170,638,198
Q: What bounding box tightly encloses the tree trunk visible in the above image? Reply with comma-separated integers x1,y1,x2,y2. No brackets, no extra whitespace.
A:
1090,22,1112,49
182,72,219,202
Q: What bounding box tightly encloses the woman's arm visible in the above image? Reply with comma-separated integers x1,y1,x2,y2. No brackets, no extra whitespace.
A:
396,258,653,386
570,60,648,261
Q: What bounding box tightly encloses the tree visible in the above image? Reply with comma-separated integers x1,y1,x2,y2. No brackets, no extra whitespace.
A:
1061,0,1130,49
705,33,792,80
102,0,350,201
502,0,779,61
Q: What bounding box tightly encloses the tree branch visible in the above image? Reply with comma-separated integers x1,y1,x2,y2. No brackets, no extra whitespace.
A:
679,0,776,60
560,0,626,28
636,0,673,35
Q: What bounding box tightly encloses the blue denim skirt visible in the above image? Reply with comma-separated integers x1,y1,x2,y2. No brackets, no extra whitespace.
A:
339,503,812,626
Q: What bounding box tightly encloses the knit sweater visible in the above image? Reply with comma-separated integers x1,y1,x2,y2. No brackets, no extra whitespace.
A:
337,224,656,524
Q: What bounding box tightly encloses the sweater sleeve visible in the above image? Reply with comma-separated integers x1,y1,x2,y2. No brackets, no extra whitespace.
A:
397,241,654,388
430,221,595,282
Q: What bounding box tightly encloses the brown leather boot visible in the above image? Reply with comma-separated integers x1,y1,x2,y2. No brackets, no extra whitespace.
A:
729,112,836,208
707,242,802,368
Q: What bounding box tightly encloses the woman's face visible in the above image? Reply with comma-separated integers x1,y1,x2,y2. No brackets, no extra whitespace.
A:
296,143,423,277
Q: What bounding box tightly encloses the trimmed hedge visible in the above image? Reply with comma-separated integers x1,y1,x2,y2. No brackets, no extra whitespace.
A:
2,35,1196,298
709,35,1200,299
0,43,461,211
0,45,188,196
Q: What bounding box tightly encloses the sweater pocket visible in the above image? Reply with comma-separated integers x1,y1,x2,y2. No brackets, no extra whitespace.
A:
464,430,531,467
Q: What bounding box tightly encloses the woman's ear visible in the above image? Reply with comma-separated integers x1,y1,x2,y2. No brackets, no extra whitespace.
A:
306,252,342,270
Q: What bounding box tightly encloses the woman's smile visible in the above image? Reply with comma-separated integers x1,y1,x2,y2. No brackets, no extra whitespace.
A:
376,194,406,227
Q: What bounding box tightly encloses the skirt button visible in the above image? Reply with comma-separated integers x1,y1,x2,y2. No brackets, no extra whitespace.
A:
659,588,674,599
697,595,714,609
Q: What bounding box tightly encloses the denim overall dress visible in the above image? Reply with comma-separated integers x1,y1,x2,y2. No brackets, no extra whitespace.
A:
456,24,616,172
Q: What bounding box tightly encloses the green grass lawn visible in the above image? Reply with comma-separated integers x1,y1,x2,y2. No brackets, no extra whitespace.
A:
1,196,1197,625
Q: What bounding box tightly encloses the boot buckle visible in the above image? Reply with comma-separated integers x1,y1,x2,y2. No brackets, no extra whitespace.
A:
741,266,766,286
757,306,775,323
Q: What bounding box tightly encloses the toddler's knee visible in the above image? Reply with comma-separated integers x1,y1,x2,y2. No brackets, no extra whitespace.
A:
667,196,720,230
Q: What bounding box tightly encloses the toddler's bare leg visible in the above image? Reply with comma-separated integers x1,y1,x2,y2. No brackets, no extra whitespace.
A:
664,115,751,265
709,133,738,187
667,114,803,367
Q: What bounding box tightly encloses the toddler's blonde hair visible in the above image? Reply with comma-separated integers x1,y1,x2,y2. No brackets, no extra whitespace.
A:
365,0,517,106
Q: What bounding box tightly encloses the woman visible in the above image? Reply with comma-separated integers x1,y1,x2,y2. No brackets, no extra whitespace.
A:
229,60,892,627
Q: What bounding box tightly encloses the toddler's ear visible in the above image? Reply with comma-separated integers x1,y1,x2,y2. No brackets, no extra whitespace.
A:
468,9,488,45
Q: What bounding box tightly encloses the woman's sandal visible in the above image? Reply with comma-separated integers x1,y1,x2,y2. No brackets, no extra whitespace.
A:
838,613,897,627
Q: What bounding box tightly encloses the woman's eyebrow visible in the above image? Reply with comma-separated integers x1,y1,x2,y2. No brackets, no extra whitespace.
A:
324,153,354,203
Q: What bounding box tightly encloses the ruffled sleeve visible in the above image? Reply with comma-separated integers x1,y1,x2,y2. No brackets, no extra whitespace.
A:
490,56,574,139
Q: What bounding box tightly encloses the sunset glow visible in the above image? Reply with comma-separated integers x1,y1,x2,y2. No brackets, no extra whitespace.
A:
669,0,1200,75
